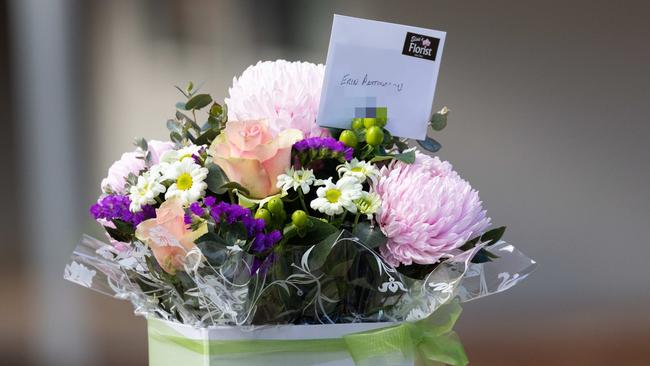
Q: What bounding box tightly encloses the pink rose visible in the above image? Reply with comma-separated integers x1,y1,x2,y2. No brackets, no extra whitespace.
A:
209,120,303,198
135,198,204,274
147,140,175,164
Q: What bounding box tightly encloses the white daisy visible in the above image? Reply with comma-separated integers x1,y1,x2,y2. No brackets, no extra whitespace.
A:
163,158,209,206
354,191,382,220
310,177,363,216
276,167,316,194
159,144,204,164
128,170,166,212
337,159,380,183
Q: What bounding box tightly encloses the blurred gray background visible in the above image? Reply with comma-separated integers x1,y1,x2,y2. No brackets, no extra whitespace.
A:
1,0,649,365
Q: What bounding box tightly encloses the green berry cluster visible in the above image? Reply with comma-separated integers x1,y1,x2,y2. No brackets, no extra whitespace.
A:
337,117,406,160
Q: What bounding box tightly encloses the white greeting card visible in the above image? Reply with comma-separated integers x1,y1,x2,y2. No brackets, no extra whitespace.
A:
317,15,446,140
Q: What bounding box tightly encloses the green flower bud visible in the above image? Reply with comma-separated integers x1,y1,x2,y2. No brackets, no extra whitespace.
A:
291,210,309,228
365,126,384,146
339,130,358,148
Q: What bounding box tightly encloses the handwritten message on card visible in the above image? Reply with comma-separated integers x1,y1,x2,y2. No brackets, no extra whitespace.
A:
317,15,446,140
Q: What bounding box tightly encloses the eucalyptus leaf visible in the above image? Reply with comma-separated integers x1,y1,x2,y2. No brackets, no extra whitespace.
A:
170,131,183,144
209,103,224,118
417,136,442,153
185,94,212,110
134,137,148,151
194,128,219,146
205,164,229,193
430,109,448,131
175,102,188,110
166,119,183,133
215,182,250,196
369,150,415,164
352,222,388,249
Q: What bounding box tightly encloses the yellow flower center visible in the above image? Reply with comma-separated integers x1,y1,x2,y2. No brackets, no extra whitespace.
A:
326,188,341,203
177,173,193,190
351,167,364,173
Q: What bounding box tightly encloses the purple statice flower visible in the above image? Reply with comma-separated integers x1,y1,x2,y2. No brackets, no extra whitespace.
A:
208,202,278,243
251,253,277,276
203,196,217,207
184,214,193,225
250,230,282,254
189,202,205,216
293,137,354,162
90,194,155,227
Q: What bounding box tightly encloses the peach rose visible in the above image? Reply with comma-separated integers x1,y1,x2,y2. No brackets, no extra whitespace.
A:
135,198,205,274
209,120,303,198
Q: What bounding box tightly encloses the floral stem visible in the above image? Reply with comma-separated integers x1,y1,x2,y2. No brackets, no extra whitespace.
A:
353,213,361,229
297,188,309,212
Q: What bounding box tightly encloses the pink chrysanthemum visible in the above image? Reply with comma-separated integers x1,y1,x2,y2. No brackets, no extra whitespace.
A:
100,140,173,194
374,152,491,266
225,60,329,138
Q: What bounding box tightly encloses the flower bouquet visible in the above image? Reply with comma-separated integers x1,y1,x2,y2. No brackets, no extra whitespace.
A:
65,60,535,366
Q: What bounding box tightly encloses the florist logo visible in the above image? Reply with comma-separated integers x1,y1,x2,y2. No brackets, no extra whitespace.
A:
402,32,440,61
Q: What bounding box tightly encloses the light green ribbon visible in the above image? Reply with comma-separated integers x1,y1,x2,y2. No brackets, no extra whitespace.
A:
148,302,467,366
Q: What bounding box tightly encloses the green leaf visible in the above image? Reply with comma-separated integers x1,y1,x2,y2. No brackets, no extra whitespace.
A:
306,230,343,271
170,131,184,144
430,109,448,131
175,102,188,110
195,232,220,244
209,103,224,118
481,226,506,246
458,237,480,251
471,247,499,263
398,263,437,280
185,94,212,110
166,119,183,133
417,136,441,153
304,217,339,244
203,163,250,195
221,222,248,244
205,163,229,192
194,128,219,146
369,150,415,164
112,219,135,235
215,182,249,196
134,137,148,151
352,222,388,249
393,150,415,163
104,225,132,243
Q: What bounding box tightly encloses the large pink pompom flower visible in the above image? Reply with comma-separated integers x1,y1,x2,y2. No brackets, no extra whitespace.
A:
225,60,329,138
374,152,491,267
